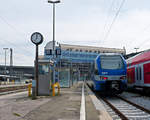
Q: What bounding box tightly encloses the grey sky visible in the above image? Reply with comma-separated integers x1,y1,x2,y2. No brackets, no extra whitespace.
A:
0,0,150,66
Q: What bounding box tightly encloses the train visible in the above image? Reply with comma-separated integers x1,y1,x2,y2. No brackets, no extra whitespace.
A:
127,50,150,93
88,53,127,94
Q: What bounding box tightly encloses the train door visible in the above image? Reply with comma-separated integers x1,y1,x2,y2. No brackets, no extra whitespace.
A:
135,64,143,86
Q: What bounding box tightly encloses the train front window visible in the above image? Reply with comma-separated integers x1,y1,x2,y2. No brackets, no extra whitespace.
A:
100,55,124,70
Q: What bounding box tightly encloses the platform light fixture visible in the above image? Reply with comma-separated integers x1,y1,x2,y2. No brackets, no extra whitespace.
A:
48,0,60,3
47,0,60,54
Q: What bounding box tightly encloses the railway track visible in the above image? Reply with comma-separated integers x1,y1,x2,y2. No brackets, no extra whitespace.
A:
99,95,150,120
0,85,28,94
86,83,150,119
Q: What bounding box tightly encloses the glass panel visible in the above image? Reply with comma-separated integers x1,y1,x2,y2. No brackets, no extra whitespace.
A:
39,64,49,75
100,55,124,70
59,69,70,87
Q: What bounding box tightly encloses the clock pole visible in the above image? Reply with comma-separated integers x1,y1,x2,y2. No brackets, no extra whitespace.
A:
35,44,39,96
31,32,43,99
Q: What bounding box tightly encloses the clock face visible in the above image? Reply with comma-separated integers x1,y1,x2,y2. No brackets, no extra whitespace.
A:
31,32,43,45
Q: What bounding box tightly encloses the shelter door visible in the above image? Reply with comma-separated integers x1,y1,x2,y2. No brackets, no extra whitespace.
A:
38,63,51,95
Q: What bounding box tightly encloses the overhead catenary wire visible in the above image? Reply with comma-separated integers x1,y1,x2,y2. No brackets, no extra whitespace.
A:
129,23,150,50
101,0,116,41
0,36,33,56
0,15,34,55
103,0,126,41
0,15,27,36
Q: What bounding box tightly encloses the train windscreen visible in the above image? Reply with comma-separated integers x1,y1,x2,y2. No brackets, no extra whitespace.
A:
100,55,124,70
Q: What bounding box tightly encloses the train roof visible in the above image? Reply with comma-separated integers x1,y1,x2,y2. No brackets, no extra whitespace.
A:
127,50,150,66
96,53,123,60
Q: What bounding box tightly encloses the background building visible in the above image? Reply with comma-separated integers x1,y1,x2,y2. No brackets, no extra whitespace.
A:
38,41,126,87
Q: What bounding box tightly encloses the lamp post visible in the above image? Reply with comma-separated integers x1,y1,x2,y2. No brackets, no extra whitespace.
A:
48,0,60,56
10,48,13,82
134,47,139,53
3,48,8,75
48,0,60,84
3,48,8,82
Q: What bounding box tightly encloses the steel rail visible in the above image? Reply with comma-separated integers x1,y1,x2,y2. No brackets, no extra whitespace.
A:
117,95,150,114
101,97,128,120
0,85,28,92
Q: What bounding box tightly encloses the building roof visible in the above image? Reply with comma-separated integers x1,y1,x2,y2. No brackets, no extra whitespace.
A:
45,41,126,55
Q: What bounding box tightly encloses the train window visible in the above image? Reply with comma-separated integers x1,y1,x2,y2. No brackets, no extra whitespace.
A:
136,67,139,81
100,55,124,69
139,67,141,80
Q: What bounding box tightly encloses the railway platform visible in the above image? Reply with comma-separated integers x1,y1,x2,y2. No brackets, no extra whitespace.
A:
0,82,112,120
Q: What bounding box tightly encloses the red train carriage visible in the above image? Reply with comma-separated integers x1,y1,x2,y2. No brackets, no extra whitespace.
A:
127,50,150,93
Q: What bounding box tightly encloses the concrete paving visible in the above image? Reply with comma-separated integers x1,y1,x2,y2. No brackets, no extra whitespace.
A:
0,82,112,120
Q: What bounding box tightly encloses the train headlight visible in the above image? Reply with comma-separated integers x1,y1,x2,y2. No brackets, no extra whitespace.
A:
94,75,108,81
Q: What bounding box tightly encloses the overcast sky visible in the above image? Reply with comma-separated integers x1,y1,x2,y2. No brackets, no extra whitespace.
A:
0,0,150,66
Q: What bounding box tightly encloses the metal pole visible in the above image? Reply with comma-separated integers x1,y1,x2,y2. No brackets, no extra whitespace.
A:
10,48,13,82
52,3,55,84
53,3,55,53
4,50,6,75
3,48,8,79
35,45,39,96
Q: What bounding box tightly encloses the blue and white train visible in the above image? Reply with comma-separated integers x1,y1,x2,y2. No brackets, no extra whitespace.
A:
88,53,127,94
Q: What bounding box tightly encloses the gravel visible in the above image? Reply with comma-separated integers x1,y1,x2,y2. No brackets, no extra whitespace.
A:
120,91,150,110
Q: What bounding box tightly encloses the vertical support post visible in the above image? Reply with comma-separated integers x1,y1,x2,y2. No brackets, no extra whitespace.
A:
3,48,8,83
52,3,56,85
35,45,39,96
4,50,6,75
53,3,55,53
10,48,13,82
28,84,32,97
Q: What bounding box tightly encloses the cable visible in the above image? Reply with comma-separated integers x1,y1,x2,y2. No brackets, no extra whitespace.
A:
0,15,27,36
0,36,33,56
103,0,126,41
0,14,35,56
101,0,115,40
0,15,33,46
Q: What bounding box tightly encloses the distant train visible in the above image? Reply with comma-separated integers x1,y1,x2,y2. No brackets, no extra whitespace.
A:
127,50,150,93
88,53,127,94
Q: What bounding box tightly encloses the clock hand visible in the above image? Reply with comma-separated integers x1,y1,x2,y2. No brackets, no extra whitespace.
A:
36,34,38,40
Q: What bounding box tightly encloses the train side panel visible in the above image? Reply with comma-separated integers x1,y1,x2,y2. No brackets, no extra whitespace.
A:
127,67,135,84
127,50,150,91
144,62,150,84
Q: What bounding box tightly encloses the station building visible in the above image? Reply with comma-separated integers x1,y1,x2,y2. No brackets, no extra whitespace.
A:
38,41,126,89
